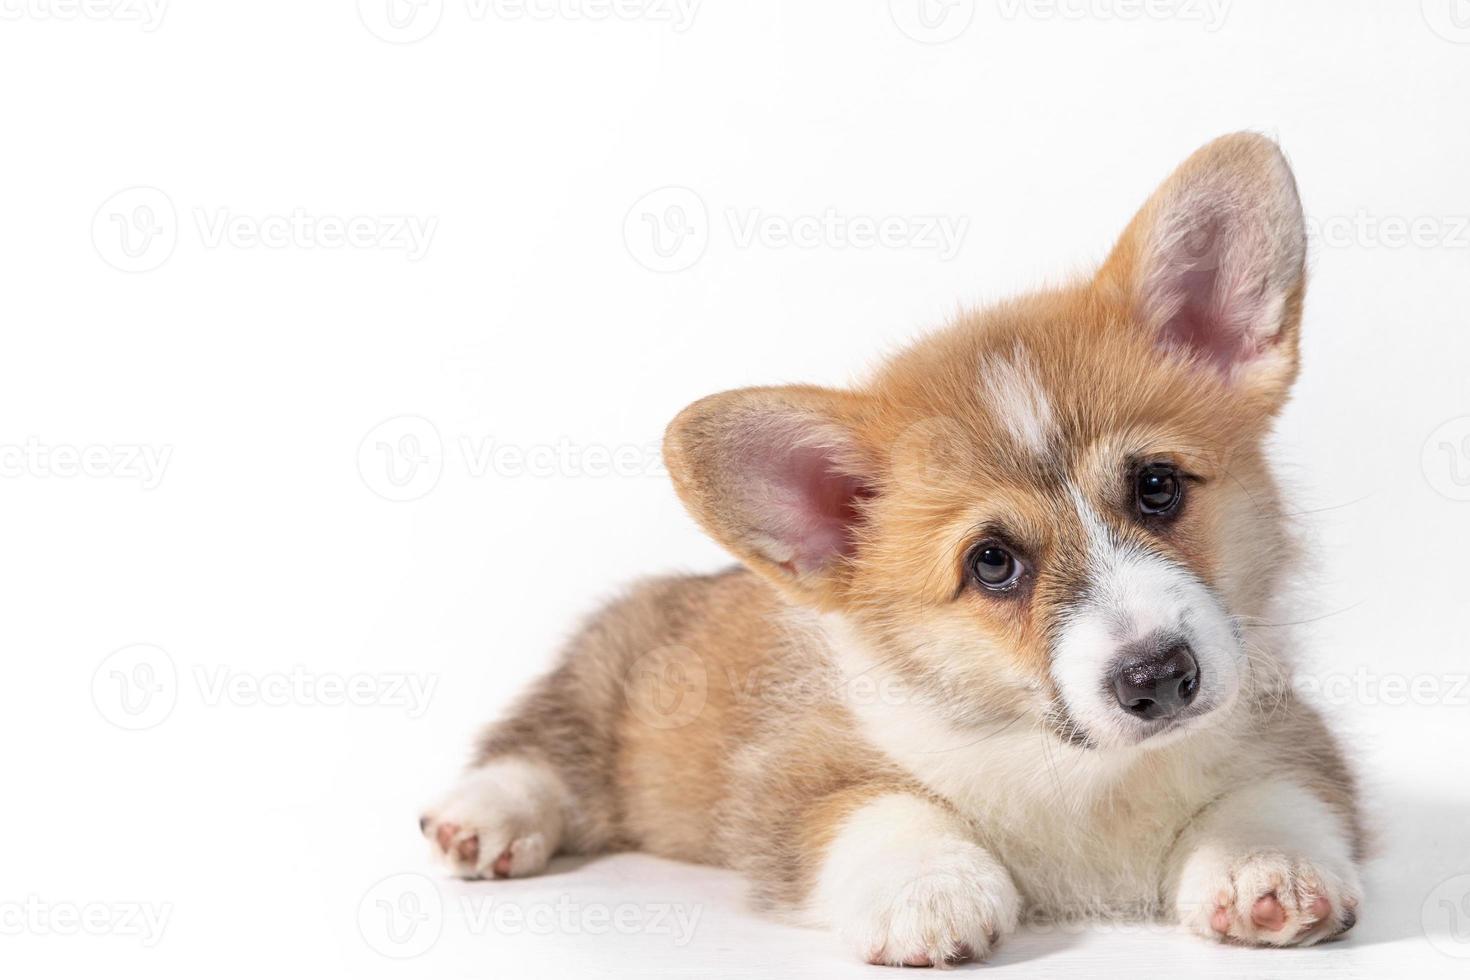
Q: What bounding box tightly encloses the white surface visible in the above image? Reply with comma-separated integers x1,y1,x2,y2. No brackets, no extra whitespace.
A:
3,1,1469,977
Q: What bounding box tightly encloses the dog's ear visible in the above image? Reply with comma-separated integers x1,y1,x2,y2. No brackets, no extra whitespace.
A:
663,386,875,607
1096,132,1307,409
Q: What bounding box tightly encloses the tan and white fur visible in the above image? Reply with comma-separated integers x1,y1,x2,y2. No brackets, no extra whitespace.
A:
421,133,1364,966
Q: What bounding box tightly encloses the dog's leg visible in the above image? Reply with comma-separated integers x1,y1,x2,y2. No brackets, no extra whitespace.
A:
1169,777,1362,946
418,658,624,879
803,788,1021,967
419,578,716,877
418,635,622,880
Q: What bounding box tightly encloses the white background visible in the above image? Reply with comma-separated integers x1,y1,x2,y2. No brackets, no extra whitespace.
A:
2,1,1468,977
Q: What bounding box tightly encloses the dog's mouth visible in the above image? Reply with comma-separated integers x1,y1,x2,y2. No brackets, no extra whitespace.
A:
1122,702,1220,741
1044,697,1225,751
1043,701,1099,750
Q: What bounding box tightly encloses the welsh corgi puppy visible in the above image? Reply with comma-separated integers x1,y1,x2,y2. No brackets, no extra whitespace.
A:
421,133,1363,966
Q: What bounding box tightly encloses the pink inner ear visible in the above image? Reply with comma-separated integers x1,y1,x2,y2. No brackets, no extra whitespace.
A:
1158,265,1259,370
735,419,871,575
1143,199,1299,375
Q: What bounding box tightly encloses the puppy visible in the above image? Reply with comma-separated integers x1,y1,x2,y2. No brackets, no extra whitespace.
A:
421,133,1363,965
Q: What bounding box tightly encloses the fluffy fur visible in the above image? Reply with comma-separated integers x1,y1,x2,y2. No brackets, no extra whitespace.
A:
420,133,1363,966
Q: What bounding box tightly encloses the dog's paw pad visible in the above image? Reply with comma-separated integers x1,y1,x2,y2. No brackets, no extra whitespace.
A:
427,820,485,865
1184,850,1360,947
1251,893,1286,931
421,811,553,880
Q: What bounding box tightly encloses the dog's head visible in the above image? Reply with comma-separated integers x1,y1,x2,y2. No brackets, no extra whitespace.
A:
664,133,1305,750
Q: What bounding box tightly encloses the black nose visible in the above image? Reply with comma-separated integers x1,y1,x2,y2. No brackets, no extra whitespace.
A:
1112,642,1199,720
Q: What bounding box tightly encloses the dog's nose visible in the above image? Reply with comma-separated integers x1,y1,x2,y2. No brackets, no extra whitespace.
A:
1112,642,1199,720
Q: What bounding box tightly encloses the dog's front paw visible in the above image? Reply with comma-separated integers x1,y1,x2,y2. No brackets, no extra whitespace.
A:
834,844,1021,967
813,796,1022,967
1177,847,1361,947
419,757,567,880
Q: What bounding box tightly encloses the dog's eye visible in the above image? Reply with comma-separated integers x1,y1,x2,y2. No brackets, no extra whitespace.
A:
1136,463,1183,516
967,543,1023,591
